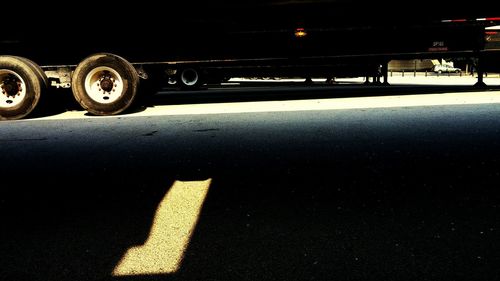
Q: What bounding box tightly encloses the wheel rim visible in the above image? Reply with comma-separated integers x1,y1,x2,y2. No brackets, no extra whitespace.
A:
180,68,199,86
0,69,27,108
84,66,124,104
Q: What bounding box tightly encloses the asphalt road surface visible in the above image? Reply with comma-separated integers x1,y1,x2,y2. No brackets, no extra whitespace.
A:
1,82,500,281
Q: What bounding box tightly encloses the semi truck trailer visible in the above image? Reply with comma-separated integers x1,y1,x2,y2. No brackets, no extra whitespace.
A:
1,0,499,120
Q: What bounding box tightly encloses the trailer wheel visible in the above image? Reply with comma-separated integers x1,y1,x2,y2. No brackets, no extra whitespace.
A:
0,56,46,120
177,67,203,89
18,57,49,88
72,53,139,116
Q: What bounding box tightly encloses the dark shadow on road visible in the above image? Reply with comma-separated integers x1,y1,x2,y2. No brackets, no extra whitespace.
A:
0,169,178,281
106,147,500,281
3,105,500,280
171,139,500,280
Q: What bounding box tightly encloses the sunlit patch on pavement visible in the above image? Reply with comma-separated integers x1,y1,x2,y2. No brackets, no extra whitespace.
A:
112,179,212,276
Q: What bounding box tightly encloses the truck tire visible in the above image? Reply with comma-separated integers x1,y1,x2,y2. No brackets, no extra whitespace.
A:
72,53,139,116
177,67,203,89
0,56,46,120
18,57,49,88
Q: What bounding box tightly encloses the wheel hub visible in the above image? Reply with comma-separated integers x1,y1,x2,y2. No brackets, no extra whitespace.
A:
99,75,114,92
1,76,21,97
83,66,124,104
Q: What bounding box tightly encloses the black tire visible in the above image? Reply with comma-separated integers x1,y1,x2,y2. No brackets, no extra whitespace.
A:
17,57,48,88
72,53,139,116
0,56,46,120
17,57,64,117
177,67,203,89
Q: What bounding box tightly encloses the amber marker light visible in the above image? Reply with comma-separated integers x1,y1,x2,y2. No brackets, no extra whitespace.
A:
294,27,307,38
